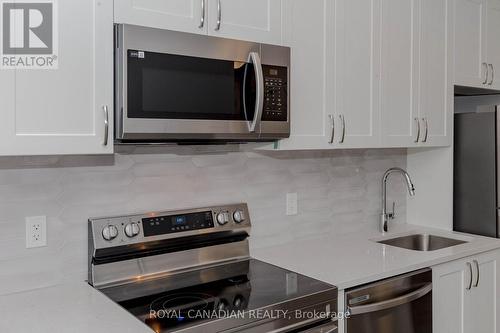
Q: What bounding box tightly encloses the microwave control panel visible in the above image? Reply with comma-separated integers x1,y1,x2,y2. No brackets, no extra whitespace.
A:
262,65,288,122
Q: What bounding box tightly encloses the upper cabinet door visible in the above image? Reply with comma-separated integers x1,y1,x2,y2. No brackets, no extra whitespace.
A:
379,0,418,147
454,0,488,88
207,0,282,44
418,0,453,147
331,0,380,148
271,0,330,150
114,0,207,35
0,0,113,156
487,0,500,89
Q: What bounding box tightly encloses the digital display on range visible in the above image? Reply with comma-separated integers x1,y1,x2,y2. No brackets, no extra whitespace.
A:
142,211,214,237
174,216,187,226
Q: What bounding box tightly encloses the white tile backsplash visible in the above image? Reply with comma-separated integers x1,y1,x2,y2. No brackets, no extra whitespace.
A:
0,146,406,295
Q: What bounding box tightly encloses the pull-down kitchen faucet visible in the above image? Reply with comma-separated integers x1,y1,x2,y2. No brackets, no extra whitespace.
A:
381,168,415,233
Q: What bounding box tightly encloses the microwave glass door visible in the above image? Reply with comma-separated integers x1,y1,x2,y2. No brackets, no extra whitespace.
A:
127,50,257,121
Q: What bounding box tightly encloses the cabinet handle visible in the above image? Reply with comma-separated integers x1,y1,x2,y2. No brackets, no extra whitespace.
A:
339,115,346,144
466,262,473,290
473,259,480,287
328,115,335,144
483,62,489,85
422,118,428,143
489,64,494,85
414,118,420,143
199,0,205,28
215,0,221,31
103,105,109,146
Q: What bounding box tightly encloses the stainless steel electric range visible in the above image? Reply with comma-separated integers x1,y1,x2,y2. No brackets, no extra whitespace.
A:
88,203,338,333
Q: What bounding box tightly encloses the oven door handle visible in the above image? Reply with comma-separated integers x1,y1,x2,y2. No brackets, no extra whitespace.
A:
300,321,337,333
347,283,432,316
244,51,264,133
267,318,336,333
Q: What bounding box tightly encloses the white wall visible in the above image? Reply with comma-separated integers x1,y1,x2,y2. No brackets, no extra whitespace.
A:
0,146,406,295
407,146,454,230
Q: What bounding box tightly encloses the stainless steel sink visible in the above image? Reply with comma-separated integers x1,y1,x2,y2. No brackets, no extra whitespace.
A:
377,234,467,251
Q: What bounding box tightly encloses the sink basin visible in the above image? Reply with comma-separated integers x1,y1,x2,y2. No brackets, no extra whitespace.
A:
377,234,467,251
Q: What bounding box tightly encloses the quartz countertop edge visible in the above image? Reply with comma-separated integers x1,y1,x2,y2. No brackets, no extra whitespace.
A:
0,282,152,333
2,224,500,333
251,224,500,290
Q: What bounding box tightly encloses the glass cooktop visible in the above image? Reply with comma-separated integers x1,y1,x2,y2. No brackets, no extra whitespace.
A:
103,259,336,333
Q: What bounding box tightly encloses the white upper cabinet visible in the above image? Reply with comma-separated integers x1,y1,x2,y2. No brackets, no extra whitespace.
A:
487,0,500,89
452,0,500,89
381,0,452,148
417,0,453,146
330,0,380,148
114,0,208,35
379,0,418,147
0,0,113,156
275,0,381,151
207,0,282,44
272,0,330,150
114,0,282,44
275,0,452,151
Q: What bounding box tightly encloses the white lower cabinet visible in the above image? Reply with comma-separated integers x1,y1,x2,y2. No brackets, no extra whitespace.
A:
433,249,500,333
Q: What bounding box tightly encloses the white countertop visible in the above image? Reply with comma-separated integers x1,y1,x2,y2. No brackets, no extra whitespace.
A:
252,224,500,290
2,224,500,333
0,283,152,333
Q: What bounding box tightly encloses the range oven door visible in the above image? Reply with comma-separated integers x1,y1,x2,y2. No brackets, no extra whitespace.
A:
345,269,432,333
115,24,290,142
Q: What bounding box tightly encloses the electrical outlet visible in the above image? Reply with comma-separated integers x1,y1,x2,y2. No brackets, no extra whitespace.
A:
286,193,298,216
26,216,47,248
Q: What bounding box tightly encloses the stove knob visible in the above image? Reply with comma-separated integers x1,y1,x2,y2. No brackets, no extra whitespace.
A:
217,300,228,312
102,225,118,241
216,212,229,225
233,295,244,308
233,210,246,224
124,222,140,238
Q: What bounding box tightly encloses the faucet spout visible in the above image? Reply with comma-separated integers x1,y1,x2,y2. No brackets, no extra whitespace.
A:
381,168,415,233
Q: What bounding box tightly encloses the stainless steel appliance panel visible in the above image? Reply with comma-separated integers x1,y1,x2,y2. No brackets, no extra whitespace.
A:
115,24,290,142
345,269,432,333
454,109,498,237
89,203,338,333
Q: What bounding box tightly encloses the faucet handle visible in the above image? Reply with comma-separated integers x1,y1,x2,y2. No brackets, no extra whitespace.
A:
388,202,396,220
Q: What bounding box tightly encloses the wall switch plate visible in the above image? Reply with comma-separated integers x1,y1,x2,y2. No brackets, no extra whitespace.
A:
26,216,47,248
286,193,298,216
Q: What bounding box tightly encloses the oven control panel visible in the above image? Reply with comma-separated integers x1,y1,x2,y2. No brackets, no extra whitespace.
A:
142,211,215,236
89,203,251,249
262,65,288,122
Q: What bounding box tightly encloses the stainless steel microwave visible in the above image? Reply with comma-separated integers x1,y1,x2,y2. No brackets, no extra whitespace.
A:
115,24,291,143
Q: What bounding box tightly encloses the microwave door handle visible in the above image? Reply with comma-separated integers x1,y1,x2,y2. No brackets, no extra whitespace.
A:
246,52,264,133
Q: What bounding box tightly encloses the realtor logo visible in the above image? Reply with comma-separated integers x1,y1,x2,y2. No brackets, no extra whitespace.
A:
1,0,58,69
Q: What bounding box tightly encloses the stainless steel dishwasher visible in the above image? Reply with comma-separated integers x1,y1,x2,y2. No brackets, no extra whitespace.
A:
345,268,432,333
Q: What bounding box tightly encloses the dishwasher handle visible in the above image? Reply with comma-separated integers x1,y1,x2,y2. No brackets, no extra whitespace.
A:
347,283,432,316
